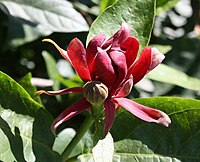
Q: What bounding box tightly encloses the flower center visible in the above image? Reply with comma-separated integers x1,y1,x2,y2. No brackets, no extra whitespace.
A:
83,81,108,105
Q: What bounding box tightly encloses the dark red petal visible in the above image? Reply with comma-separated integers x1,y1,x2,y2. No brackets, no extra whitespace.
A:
86,34,107,71
67,38,91,82
102,22,131,48
109,50,127,95
114,98,171,127
129,47,152,84
36,87,83,96
51,98,91,135
121,37,139,67
114,76,133,98
104,100,116,136
92,47,116,88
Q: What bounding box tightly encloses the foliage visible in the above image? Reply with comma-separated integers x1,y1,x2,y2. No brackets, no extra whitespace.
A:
0,0,89,50
87,0,156,51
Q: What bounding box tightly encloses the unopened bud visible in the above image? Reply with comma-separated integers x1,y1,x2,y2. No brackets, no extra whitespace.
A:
83,81,108,105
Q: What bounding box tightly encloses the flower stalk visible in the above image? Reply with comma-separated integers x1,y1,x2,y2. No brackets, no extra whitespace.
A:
61,114,94,162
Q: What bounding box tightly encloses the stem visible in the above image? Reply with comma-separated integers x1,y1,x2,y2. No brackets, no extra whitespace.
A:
61,115,94,162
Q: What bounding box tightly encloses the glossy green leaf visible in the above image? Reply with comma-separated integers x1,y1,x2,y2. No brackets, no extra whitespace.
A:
111,97,200,162
0,0,89,49
156,0,179,14
87,0,156,52
99,0,179,16
19,73,42,104
146,63,200,91
0,71,61,161
0,71,40,115
42,51,61,101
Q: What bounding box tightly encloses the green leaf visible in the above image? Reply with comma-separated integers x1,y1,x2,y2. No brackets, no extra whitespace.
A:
146,63,200,91
42,51,61,101
92,133,114,162
111,97,200,162
156,0,179,14
0,0,89,49
114,139,180,162
57,75,83,88
0,71,61,161
100,0,117,12
53,128,94,159
87,0,156,52
19,73,42,104
149,37,200,97
78,133,114,162
0,71,40,115
151,44,172,54
53,128,76,155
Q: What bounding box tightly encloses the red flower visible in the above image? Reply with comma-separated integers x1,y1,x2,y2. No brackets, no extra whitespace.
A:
37,23,171,135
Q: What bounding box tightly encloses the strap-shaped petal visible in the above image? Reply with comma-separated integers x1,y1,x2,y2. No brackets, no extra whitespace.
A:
121,37,139,67
113,98,171,127
92,47,116,89
86,34,107,71
36,87,83,96
67,38,91,82
104,100,116,135
42,39,72,64
129,47,152,84
51,98,91,135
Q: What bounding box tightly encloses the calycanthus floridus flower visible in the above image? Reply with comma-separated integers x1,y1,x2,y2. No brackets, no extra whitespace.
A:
37,22,171,135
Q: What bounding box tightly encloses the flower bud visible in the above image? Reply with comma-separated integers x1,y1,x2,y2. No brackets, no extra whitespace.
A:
83,81,108,105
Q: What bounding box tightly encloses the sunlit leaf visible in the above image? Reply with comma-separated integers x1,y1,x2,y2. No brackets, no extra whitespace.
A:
78,133,115,162
114,139,180,162
19,73,42,104
156,0,179,14
0,0,89,49
100,0,117,12
0,71,61,161
92,133,114,162
111,97,200,162
53,128,76,155
146,63,200,91
87,0,156,52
